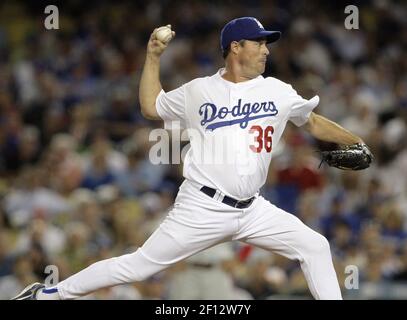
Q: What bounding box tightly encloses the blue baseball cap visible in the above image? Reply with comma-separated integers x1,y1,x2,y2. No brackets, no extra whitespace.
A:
220,17,281,51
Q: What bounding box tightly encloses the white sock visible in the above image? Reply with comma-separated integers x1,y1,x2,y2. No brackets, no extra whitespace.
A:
36,286,61,300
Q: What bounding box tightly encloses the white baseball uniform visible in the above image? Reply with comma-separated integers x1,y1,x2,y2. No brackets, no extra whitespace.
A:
56,68,342,300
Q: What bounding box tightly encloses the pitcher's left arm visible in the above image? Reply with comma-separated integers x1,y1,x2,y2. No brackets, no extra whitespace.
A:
304,112,373,170
304,112,363,146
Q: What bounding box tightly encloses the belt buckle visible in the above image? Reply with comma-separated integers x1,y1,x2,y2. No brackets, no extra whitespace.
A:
235,198,249,208
235,200,247,208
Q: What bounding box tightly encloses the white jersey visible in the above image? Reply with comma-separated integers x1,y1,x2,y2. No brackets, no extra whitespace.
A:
156,68,319,200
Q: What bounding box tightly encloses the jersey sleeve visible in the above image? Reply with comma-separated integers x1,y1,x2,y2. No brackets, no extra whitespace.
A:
155,86,186,129
287,85,320,127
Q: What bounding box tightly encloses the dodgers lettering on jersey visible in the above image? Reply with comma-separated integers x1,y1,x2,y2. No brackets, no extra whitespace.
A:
199,98,278,131
156,68,319,200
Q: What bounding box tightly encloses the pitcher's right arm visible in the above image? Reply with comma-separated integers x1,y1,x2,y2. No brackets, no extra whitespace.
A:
139,27,175,120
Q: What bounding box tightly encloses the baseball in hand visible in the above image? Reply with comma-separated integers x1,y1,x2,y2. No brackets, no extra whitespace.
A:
155,25,173,44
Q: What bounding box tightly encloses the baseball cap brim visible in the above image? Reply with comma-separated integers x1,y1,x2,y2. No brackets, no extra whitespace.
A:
247,30,281,44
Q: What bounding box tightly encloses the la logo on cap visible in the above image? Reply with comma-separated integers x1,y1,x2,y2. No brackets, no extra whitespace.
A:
253,18,264,29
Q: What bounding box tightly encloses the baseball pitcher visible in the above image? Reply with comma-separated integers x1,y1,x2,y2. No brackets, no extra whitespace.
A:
13,17,373,300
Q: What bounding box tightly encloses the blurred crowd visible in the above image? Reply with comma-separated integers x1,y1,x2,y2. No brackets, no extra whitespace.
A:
0,0,406,299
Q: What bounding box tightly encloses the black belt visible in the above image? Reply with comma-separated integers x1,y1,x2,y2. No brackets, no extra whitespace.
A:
200,186,255,209
190,262,214,269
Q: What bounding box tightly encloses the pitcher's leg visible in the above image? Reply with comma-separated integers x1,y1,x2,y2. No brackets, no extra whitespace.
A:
237,197,342,300
57,216,227,299
57,227,182,299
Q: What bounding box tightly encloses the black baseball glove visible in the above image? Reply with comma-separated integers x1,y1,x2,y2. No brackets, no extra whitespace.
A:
319,143,374,170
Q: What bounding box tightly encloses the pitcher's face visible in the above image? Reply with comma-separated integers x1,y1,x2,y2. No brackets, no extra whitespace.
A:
237,38,270,78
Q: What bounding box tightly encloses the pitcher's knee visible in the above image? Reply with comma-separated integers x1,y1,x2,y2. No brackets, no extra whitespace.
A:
303,232,331,257
315,234,331,254
109,251,156,283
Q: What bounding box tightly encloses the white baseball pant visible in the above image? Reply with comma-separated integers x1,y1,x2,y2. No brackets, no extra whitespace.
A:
57,179,342,299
